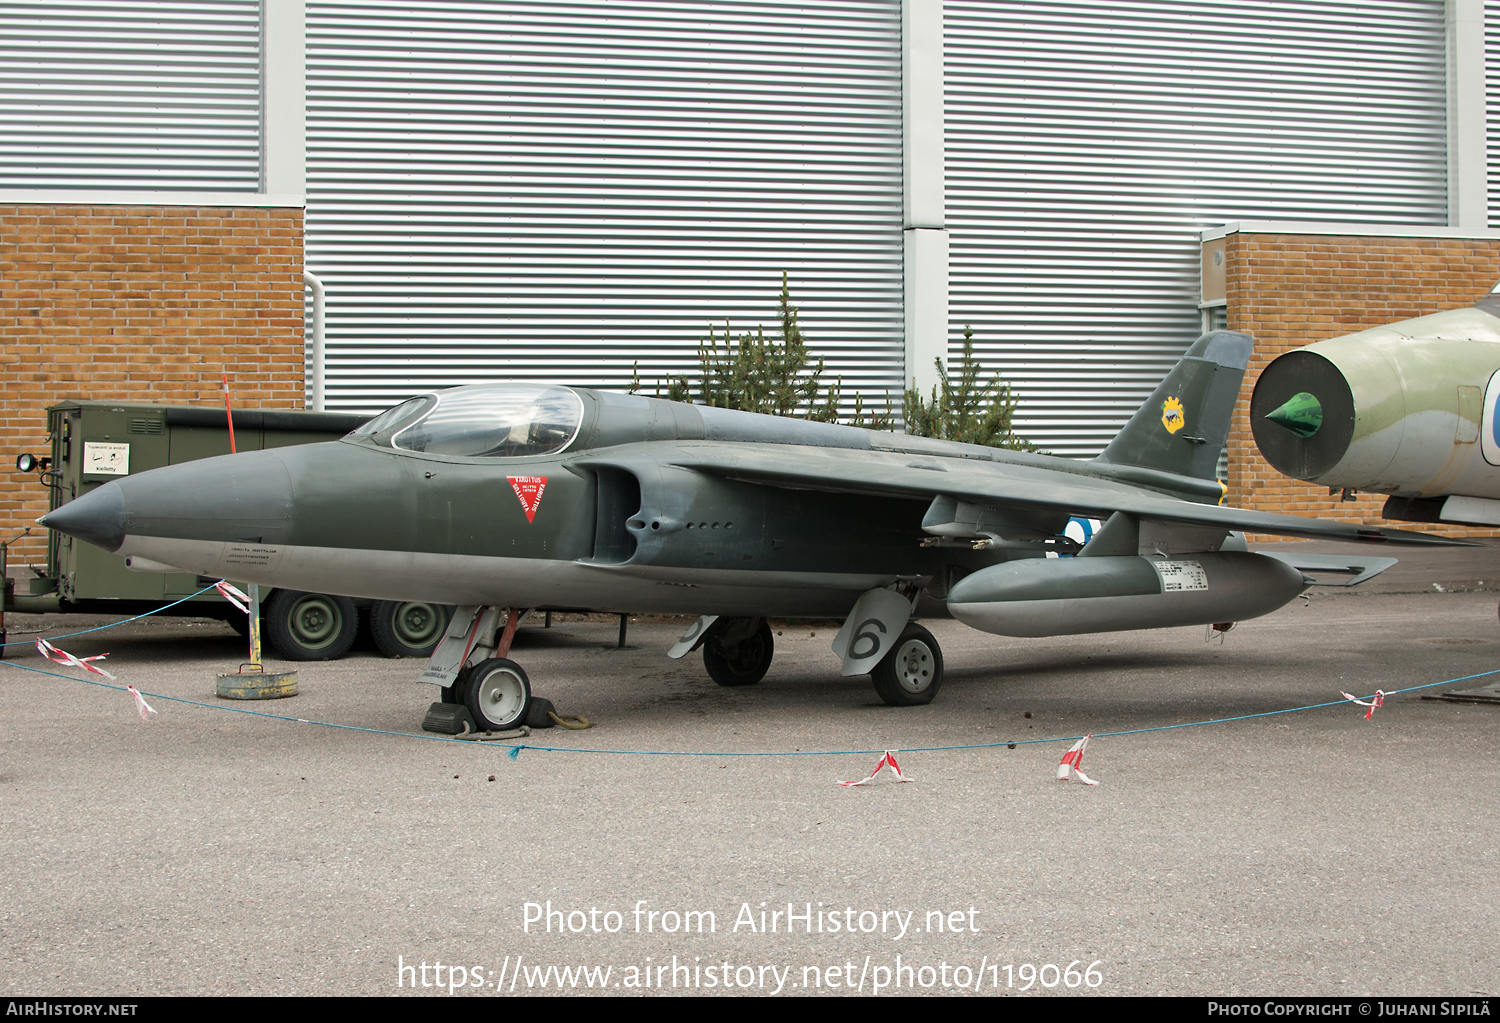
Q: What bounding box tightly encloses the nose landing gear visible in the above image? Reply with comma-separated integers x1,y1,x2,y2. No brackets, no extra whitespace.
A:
423,605,533,733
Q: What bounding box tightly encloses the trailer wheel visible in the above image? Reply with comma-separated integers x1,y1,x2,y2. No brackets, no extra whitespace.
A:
264,590,358,661
370,600,452,658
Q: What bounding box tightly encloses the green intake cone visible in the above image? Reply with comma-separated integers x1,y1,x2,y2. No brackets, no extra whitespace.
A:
1265,391,1323,438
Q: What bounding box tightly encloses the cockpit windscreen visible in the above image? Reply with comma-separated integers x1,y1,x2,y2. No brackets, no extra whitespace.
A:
372,384,584,458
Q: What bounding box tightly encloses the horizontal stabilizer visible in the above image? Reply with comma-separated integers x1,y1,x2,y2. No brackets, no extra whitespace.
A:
1254,552,1397,586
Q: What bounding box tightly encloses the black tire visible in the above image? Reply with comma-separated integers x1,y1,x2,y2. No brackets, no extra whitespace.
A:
440,667,468,706
702,618,774,687
370,600,452,658
264,590,358,661
464,657,531,731
225,611,252,637
870,623,943,707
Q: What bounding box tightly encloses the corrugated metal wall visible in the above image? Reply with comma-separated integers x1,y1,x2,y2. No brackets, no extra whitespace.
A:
947,0,1451,457
1490,0,1500,229
0,0,262,190
306,0,905,414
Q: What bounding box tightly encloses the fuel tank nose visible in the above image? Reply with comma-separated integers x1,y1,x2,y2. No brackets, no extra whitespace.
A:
39,482,126,552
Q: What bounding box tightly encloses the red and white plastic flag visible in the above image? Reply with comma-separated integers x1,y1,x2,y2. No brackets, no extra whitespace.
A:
126,685,157,722
838,750,912,787
215,581,250,615
1339,690,1385,721
36,637,116,680
1057,734,1100,786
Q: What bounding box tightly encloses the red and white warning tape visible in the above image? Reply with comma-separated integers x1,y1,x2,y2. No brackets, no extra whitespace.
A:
838,750,912,787
1057,734,1099,786
35,638,116,680
126,685,157,721
215,581,251,615
1339,690,1385,721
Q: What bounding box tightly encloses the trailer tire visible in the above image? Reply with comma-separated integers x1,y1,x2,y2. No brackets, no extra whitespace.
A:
370,600,452,658
264,590,358,661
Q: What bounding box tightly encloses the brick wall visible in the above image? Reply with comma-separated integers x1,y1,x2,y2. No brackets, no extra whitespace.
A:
0,204,305,565
1223,231,1500,539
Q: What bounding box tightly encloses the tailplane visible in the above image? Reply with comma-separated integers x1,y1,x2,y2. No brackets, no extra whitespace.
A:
1093,330,1251,480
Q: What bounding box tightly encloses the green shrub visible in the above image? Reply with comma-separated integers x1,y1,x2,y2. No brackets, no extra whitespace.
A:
902,326,1035,451
633,277,1033,450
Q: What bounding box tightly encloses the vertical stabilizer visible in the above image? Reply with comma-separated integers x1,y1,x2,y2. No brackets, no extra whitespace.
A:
1093,330,1251,480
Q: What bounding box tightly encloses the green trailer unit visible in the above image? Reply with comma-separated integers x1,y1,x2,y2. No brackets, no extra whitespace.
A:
3,400,452,661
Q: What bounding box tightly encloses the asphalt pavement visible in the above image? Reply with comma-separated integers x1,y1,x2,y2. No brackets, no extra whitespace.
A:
1,570,1498,996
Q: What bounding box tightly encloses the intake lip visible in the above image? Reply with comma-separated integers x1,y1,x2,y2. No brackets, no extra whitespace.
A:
1250,350,1357,481
40,482,127,552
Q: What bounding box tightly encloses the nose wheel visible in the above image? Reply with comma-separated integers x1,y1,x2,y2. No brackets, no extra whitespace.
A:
461,657,532,732
870,623,943,706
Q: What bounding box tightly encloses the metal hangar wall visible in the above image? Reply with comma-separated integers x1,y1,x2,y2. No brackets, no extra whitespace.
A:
0,0,1488,461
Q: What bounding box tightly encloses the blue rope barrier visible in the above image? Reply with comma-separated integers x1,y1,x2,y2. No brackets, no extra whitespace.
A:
3,645,1494,762
0,583,224,648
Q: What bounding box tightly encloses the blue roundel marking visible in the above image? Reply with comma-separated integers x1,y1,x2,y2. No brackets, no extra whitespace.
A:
1492,401,1500,448
1058,517,1100,557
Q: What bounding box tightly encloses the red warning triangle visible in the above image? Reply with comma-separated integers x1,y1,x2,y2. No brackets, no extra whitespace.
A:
508,476,547,523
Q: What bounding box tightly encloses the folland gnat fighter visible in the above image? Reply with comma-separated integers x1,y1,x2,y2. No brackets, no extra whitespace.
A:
41,331,1460,731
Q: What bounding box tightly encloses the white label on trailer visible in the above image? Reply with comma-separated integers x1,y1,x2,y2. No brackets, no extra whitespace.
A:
83,441,129,476
1153,559,1208,592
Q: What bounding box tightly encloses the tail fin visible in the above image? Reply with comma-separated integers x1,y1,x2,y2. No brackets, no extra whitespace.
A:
1093,330,1251,480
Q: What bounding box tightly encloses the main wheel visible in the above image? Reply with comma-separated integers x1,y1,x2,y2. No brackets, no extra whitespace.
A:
370,600,452,658
264,590,359,661
870,623,943,707
702,618,774,687
464,657,531,731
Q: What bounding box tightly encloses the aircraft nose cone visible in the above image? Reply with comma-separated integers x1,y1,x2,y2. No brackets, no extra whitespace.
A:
40,449,296,553
1264,391,1323,437
39,483,126,552
117,449,296,544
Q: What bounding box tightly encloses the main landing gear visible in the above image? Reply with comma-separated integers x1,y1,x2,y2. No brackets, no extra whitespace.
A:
702,617,775,687
674,609,945,708
869,622,943,707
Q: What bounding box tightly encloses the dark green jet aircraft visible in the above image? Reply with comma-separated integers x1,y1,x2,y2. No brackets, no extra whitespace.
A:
42,331,1458,731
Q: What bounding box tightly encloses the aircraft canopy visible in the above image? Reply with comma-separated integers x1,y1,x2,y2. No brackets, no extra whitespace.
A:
351,384,584,458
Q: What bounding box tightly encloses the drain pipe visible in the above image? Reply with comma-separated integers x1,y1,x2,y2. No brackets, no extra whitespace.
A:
303,269,325,412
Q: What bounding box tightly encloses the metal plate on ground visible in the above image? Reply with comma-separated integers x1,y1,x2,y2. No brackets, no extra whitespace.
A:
215,669,298,700
1421,682,1500,705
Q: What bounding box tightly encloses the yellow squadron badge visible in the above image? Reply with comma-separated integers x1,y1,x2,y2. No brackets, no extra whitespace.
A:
1161,396,1185,434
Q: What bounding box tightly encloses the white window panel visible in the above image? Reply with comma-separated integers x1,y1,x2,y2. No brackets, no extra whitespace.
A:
307,0,905,415
0,0,262,190
948,0,1449,457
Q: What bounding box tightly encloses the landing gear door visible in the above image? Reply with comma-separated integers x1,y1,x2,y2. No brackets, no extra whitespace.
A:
418,604,483,687
667,615,718,659
831,589,914,677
